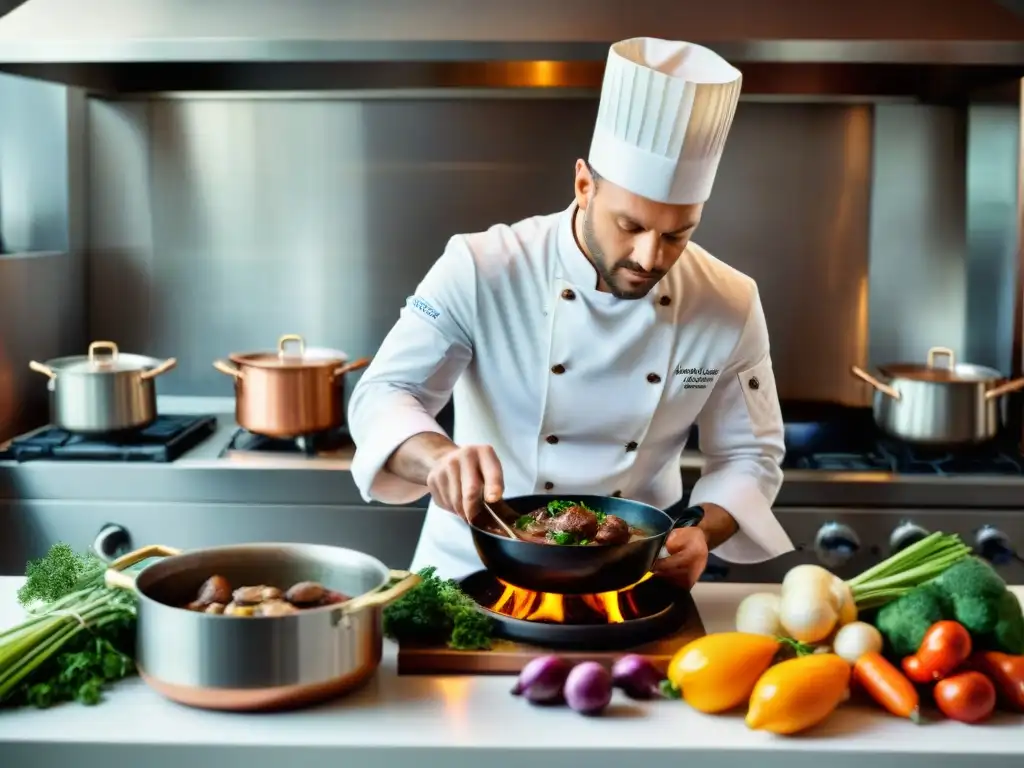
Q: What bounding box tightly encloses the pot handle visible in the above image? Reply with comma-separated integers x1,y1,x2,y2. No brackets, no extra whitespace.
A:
332,356,371,378
278,334,305,358
927,346,955,369
28,360,56,379
338,570,421,616
213,360,244,381
89,341,119,365
140,358,178,381
850,365,901,400
985,377,1024,400
104,544,182,592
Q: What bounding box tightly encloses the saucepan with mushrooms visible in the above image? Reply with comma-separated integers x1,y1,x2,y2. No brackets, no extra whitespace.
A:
469,494,703,595
104,543,419,711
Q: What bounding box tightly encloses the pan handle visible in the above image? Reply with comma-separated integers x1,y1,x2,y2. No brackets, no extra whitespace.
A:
104,544,182,592
670,505,705,531
140,358,177,381
332,356,371,378
850,365,901,401
28,360,56,379
985,377,1024,400
213,360,244,381
338,570,421,616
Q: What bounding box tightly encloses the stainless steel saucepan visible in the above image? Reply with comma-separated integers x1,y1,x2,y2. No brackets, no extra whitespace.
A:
850,346,1024,446
28,341,177,433
104,543,419,711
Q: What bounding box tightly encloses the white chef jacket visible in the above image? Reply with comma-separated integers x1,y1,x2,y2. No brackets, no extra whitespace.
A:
348,203,794,581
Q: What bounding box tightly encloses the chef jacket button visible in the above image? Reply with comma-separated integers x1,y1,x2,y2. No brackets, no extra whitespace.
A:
625,441,638,452
561,288,576,301
551,363,566,375
748,376,760,390
546,435,559,445
659,295,672,306
544,481,555,490
646,372,661,384
611,490,622,498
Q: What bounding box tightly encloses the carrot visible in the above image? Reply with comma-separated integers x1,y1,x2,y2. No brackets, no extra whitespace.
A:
853,651,922,723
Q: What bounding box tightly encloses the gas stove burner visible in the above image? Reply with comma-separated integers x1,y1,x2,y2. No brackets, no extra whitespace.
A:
2,415,217,462
225,426,352,456
787,440,1024,476
459,571,693,650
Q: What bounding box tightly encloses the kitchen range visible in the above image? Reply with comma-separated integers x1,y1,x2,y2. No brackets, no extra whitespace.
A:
3,336,1024,588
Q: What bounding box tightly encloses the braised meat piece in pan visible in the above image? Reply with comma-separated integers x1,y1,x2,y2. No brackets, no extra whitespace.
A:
593,514,631,545
546,505,600,540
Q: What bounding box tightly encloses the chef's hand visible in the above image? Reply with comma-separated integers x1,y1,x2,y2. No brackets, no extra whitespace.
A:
426,444,505,523
652,527,709,590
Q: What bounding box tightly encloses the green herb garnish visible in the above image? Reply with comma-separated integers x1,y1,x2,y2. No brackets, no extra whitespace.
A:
1,543,138,709
514,515,534,530
545,500,605,523
382,567,494,651
547,531,575,545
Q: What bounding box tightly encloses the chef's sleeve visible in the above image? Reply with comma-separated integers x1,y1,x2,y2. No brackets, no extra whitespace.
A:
688,288,794,563
348,236,476,504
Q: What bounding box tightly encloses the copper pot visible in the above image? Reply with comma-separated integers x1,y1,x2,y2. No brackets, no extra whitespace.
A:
213,334,369,438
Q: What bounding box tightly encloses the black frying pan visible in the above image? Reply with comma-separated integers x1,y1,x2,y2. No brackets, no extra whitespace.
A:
468,494,703,595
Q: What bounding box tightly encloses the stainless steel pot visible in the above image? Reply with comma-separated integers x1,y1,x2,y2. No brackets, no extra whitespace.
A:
28,341,177,433
104,543,419,712
850,346,1024,445
213,334,370,438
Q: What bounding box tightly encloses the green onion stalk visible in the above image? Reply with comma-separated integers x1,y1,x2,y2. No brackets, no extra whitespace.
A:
846,531,971,610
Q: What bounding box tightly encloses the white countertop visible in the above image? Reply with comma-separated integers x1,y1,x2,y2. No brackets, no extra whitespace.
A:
1,577,1022,768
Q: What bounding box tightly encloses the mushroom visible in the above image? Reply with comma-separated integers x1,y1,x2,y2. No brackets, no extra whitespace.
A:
232,585,283,605
255,599,301,617
285,581,327,606
194,575,232,607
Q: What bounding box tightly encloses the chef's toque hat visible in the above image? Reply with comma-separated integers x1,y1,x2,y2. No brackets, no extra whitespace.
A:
588,38,742,205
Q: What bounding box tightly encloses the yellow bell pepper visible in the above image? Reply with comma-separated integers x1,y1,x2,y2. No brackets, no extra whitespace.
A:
745,653,851,735
666,632,781,714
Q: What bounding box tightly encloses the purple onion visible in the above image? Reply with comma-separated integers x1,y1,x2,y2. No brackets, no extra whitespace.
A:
611,654,663,700
511,655,573,704
563,661,613,715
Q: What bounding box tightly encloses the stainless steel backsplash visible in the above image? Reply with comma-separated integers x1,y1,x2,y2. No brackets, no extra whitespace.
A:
82,95,977,404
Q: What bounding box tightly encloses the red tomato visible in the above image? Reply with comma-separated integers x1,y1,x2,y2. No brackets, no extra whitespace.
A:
903,621,972,682
934,672,997,723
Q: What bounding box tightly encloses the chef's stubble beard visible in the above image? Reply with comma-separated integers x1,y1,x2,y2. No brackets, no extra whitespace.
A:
581,207,656,300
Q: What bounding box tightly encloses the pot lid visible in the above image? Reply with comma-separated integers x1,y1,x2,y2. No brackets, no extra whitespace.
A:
47,341,165,374
879,346,1004,383
229,335,347,369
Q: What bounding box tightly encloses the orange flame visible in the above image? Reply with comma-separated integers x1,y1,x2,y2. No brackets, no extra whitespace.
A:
487,573,654,624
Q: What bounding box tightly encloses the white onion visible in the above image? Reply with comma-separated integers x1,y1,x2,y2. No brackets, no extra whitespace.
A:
778,581,839,643
830,578,858,627
781,564,836,595
832,621,883,664
735,592,783,636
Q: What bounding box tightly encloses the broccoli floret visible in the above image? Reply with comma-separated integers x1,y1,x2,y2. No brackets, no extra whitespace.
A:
875,582,951,658
979,590,1024,654
933,557,1008,636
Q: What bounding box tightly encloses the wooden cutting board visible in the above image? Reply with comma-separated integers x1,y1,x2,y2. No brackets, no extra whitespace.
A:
397,618,706,675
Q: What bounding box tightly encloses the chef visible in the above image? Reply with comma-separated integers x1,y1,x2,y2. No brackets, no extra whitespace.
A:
349,37,794,589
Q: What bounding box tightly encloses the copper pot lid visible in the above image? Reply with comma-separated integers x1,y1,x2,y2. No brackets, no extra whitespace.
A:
879,346,1003,384
229,335,347,369
45,340,167,374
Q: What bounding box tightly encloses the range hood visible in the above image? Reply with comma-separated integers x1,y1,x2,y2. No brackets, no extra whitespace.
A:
1,0,1023,96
